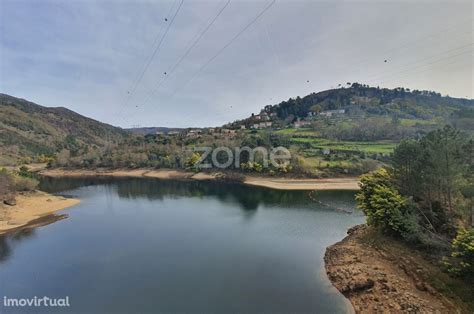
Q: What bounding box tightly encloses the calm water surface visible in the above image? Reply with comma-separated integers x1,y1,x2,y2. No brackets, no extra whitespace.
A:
0,177,364,313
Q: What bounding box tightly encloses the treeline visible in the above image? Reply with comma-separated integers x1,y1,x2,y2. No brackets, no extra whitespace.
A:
356,125,474,280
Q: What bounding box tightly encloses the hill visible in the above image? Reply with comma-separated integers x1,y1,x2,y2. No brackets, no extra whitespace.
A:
0,94,128,166
126,127,185,135
226,83,474,140
1,84,472,174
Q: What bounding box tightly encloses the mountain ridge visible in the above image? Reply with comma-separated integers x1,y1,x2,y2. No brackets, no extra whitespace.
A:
1,84,473,165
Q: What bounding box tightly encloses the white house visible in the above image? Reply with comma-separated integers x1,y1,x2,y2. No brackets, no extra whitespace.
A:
319,109,345,117
294,120,311,128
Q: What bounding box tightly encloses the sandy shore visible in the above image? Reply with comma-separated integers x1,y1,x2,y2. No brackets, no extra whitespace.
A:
0,191,80,235
40,168,360,190
244,177,359,190
325,225,470,313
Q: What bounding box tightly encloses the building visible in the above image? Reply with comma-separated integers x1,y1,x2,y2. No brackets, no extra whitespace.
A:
221,129,236,135
253,122,272,129
319,109,345,117
240,125,246,130
294,120,311,128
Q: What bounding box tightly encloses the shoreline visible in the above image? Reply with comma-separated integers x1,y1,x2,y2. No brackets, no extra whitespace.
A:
324,225,469,313
39,168,360,191
0,191,80,235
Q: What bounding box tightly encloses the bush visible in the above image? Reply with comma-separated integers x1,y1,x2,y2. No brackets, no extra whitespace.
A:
184,153,201,171
356,168,421,241
444,228,474,280
18,166,33,178
0,168,14,197
13,176,38,191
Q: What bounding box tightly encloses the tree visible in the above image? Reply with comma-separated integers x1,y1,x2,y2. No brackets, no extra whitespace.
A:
356,168,419,240
444,228,474,280
420,126,467,214
390,126,470,230
390,139,423,197
309,104,322,113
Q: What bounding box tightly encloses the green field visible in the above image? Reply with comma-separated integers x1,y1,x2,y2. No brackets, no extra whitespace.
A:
274,127,396,154
291,137,396,154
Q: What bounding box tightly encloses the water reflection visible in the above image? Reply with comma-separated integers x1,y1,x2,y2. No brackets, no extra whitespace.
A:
0,214,68,264
3,177,363,313
0,228,36,262
40,176,356,212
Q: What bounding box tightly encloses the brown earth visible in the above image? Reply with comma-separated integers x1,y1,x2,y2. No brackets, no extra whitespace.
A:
0,191,80,235
325,225,472,313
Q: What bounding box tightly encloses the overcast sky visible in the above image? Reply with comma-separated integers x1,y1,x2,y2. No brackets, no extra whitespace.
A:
1,0,472,128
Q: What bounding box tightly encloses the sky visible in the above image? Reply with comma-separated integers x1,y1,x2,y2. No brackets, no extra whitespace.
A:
1,0,472,128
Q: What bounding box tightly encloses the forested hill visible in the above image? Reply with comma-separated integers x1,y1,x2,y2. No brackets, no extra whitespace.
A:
230,83,473,134
0,93,127,165
275,84,472,119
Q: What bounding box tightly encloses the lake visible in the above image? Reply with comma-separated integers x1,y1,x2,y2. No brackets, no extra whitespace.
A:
0,177,364,313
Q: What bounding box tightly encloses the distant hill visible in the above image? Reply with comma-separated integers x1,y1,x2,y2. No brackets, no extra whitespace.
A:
126,127,185,135
1,84,473,166
0,94,128,165
228,83,474,135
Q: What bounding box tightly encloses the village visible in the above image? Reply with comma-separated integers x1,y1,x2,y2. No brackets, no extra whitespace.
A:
154,107,347,138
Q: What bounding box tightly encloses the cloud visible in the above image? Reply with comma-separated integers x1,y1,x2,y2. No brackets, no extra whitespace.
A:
1,0,472,127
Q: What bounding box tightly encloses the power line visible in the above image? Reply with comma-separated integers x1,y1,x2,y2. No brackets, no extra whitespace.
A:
117,0,185,121
122,0,178,107
334,18,473,74
366,42,473,82
365,44,472,84
168,0,276,99
373,48,473,86
138,0,232,109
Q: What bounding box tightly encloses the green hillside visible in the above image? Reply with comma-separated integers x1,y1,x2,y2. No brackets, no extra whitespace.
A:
1,85,472,176
0,94,128,166
227,83,474,141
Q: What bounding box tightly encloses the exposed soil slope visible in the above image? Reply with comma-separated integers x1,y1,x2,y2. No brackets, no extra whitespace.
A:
325,225,472,313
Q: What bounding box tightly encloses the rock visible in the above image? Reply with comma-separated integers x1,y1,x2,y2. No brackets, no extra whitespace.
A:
3,196,17,206
341,278,375,294
415,280,427,291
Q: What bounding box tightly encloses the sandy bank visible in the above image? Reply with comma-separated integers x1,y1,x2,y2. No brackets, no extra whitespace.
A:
324,225,470,313
0,191,80,235
40,168,359,191
244,177,359,190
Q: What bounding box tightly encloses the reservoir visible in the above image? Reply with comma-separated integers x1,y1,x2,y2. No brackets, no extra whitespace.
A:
0,177,364,313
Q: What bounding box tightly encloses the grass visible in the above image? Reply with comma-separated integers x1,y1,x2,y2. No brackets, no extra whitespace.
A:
304,156,355,168
274,127,396,155
399,118,439,127
290,137,396,154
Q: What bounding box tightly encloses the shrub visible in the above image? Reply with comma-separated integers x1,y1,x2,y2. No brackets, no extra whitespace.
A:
18,166,33,178
184,153,201,171
0,168,14,197
356,168,421,241
444,228,474,280
13,176,38,191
